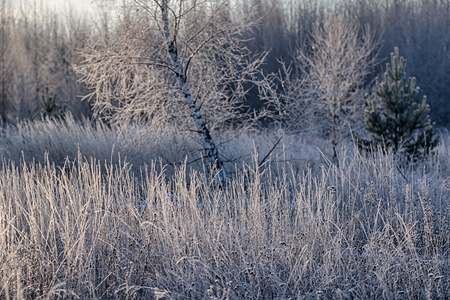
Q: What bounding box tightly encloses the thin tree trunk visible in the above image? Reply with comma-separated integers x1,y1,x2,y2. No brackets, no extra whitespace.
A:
0,0,7,124
160,0,226,187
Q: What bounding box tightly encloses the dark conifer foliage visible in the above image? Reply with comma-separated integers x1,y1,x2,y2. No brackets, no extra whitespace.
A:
357,48,439,162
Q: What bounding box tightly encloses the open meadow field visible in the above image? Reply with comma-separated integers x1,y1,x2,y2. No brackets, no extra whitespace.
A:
0,118,449,299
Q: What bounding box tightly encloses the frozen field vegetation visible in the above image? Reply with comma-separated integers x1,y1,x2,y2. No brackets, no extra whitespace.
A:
0,118,449,299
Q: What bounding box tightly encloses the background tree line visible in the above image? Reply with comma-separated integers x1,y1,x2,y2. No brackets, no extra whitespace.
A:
1,0,449,127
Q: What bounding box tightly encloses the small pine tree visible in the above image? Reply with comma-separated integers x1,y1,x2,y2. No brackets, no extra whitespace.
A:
356,47,439,162
40,86,66,120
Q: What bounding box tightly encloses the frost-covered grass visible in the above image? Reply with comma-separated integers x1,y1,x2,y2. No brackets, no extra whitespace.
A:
0,119,449,299
0,115,201,173
0,116,324,177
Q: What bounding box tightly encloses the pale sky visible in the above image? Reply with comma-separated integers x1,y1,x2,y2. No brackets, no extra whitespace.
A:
11,0,104,16
46,0,97,10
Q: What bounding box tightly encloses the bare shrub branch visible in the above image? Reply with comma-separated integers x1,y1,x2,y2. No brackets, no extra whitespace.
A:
294,15,380,159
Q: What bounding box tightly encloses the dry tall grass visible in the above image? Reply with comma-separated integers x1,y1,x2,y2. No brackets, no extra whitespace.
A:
0,124,449,299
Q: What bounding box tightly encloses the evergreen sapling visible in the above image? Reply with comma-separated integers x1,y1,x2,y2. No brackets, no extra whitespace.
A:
356,47,439,162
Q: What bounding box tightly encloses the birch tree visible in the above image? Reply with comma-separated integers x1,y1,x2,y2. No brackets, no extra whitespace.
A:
0,0,12,123
76,0,267,186
296,15,379,161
